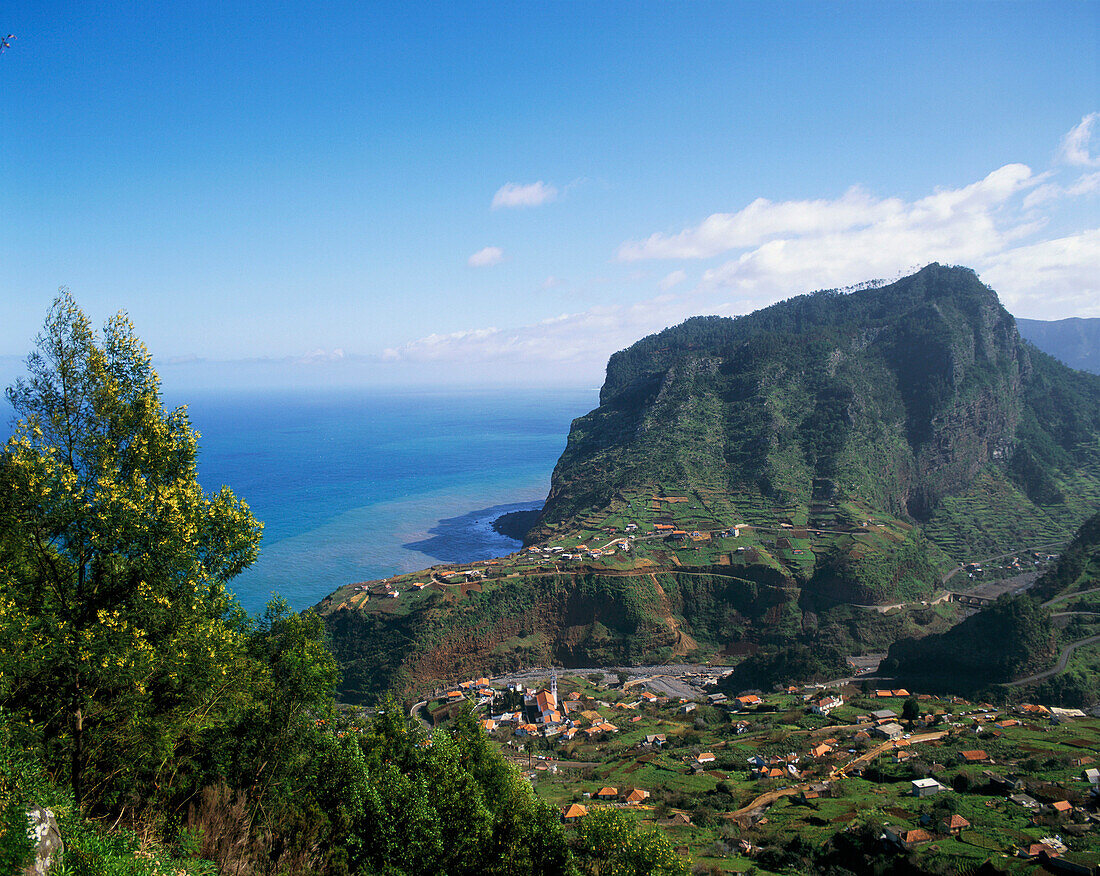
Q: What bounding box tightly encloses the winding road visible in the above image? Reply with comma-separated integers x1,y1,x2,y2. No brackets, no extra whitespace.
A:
1007,632,1100,686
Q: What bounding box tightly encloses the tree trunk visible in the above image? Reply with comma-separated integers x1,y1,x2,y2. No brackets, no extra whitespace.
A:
72,700,83,809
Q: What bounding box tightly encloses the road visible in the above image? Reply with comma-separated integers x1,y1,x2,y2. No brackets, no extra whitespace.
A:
485,664,729,696
725,728,951,824
1043,586,1100,608
1007,633,1100,686
832,729,948,778
410,700,432,729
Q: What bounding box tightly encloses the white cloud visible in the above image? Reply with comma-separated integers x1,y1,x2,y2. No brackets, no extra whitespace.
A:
618,187,900,260
1023,169,1100,208
387,120,1099,380
295,348,346,364
620,164,1035,263
659,269,687,290
541,275,564,289
468,246,504,267
1059,112,1100,167
491,181,558,209
1067,170,1100,196
982,229,1100,318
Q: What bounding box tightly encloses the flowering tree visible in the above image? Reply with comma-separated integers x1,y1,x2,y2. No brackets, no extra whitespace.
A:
0,291,262,809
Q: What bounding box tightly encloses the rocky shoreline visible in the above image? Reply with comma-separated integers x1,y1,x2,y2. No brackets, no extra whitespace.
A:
491,507,542,542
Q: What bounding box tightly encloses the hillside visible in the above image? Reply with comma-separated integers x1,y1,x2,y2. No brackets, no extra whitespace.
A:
321,265,1100,702
887,510,1100,702
1030,509,1100,604
1017,316,1100,374
535,265,1100,578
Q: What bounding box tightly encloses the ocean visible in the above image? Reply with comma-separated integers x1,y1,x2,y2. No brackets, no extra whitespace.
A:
3,385,597,614
178,386,596,612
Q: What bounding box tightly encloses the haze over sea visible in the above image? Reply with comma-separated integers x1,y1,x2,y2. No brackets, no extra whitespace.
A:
3,384,596,614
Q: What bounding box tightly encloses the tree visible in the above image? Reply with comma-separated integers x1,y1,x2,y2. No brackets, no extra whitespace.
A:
902,698,920,722
574,808,689,876
0,292,262,809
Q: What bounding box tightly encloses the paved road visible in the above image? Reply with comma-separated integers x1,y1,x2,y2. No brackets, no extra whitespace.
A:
1008,633,1100,686
1043,587,1100,608
410,700,432,729
486,664,729,695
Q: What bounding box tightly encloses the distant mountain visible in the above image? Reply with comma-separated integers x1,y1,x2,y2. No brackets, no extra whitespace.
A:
1017,317,1100,374
322,265,1100,701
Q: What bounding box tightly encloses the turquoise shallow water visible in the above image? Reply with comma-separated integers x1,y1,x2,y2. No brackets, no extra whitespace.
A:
177,386,596,612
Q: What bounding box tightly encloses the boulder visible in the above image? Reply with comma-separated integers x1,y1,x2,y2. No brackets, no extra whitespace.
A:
24,806,63,876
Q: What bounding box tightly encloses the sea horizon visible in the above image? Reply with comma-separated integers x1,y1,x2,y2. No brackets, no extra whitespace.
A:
176,384,597,613
1,382,597,614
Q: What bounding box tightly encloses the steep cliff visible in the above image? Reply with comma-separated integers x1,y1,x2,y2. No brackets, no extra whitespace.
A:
321,265,1100,702
534,264,1100,563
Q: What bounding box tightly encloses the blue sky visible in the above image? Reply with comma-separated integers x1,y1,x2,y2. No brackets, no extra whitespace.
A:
1,2,1097,387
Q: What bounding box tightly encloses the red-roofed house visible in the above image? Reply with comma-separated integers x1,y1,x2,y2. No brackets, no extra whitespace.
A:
938,814,970,835
1051,799,1073,816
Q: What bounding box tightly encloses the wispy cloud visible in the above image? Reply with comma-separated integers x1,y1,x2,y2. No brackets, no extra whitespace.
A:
390,118,1100,378
618,164,1035,262
659,269,687,290
491,181,558,209
468,246,504,267
1023,169,1100,208
1059,112,1100,167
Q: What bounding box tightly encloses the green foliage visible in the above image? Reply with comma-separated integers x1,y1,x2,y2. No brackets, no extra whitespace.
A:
573,808,688,876
0,710,53,875
0,292,262,809
887,593,1056,691
720,643,848,692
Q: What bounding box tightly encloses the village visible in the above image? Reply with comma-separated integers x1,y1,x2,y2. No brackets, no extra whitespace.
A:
415,668,1100,874
325,484,1062,619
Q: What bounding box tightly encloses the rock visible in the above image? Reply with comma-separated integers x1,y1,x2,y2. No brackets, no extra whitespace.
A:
24,806,63,876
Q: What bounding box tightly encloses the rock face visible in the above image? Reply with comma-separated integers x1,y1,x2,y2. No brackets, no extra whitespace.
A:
533,264,1099,553
537,265,1032,531
24,806,63,876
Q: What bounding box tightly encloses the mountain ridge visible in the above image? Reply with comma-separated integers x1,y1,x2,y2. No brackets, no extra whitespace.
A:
321,265,1100,702
1017,316,1100,374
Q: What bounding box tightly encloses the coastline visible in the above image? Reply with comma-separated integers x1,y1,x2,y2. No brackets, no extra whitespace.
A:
490,507,543,542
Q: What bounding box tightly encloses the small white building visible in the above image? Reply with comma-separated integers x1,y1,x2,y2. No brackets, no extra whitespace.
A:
911,778,944,798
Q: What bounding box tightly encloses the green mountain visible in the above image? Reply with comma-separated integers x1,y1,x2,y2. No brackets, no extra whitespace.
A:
321,265,1100,702
1017,316,1100,374
536,263,1100,575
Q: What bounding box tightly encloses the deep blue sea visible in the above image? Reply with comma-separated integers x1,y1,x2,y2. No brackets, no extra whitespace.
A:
179,387,596,612
5,386,596,614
